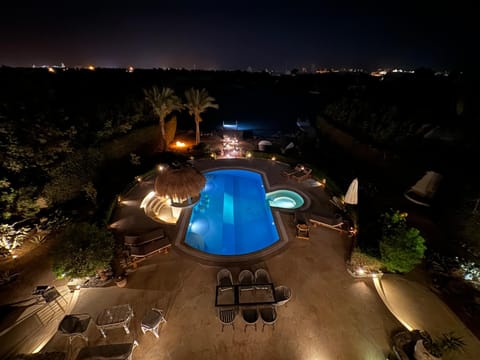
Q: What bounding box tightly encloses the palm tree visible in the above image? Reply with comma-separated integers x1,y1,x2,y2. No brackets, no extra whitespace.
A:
184,88,219,145
144,86,183,151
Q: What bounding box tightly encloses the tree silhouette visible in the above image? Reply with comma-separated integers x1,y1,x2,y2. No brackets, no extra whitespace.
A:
184,88,219,145
144,86,183,151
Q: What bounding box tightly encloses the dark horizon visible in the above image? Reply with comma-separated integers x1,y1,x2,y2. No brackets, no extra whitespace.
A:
1,1,477,72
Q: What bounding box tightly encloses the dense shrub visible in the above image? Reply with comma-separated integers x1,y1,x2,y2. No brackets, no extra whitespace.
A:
51,223,115,278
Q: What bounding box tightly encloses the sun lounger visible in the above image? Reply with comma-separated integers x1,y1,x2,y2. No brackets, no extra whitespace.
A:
308,213,346,233
124,228,165,247
281,164,303,177
130,237,171,258
289,166,312,182
75,341,138,360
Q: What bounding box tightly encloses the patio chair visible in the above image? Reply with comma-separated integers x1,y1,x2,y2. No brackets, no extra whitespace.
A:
259,306,277,332
217,268,233,287
241,307,259,332
254,268,272,288
238,269,254,290
141,308,167,338
274,285,292,307
58,313,91,345
218,307,236,332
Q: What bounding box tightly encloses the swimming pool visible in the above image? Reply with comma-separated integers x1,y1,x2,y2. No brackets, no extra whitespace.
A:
185,169,279,255
266,190,304,209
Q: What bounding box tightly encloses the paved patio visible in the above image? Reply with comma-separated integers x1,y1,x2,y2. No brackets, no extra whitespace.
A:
8,158,480,359
43,225,401,360
40,158,401,359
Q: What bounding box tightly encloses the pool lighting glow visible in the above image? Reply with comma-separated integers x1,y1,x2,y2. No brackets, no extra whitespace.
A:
266,190,304,209
186,169,279,255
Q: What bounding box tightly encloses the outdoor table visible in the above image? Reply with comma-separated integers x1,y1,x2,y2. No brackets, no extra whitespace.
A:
215,284,276,306
215,286,235,306
238,284,275,305
96,304,133,338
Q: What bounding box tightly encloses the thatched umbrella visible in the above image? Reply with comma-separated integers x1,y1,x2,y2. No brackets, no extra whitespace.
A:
154,165,206,207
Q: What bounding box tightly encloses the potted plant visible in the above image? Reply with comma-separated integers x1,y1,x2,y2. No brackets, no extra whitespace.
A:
115,274,127,288
414,332,465,360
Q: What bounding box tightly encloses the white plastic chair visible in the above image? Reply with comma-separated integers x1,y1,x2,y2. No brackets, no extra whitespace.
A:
217,268,233,287
218,307,236,332
274,285,292,307
238,269,254,291
254,268,271,286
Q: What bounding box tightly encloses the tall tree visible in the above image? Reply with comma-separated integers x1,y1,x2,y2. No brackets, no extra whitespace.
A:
184,88,219,145
144,86,183,151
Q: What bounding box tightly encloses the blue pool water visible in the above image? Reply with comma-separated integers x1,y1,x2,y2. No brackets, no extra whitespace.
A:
185,169,279,255
266,190,304,209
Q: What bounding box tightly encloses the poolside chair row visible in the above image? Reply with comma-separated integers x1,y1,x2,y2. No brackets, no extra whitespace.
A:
217,268,272,288
217,268,292,306
218,305,278,332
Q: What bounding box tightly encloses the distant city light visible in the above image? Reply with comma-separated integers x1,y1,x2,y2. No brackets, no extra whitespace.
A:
87,65,95,71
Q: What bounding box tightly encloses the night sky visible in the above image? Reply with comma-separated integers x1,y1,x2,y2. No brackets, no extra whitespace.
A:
0,0,476,71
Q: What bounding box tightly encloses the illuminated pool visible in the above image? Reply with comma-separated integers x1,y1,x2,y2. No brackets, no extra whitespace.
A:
266,190,304,209
185,169,279,255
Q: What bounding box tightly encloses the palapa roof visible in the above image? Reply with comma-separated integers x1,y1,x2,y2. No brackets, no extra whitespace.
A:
154,164,206,200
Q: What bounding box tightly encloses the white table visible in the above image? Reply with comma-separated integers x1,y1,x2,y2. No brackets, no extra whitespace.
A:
96,304,133,338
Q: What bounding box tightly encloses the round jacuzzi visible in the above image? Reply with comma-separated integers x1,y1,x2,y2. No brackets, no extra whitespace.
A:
266,190,304,209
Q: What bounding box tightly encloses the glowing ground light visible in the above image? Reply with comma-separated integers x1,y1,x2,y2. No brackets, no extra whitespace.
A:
175,141,186,147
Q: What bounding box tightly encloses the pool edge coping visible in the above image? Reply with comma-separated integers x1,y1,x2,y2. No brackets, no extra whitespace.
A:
173,165,298,264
